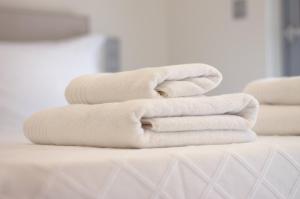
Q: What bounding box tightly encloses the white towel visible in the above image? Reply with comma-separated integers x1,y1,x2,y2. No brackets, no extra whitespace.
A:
244,77,300,135
24,93,258,148
244,77,300,105
65,63,222,104
254,105,300,135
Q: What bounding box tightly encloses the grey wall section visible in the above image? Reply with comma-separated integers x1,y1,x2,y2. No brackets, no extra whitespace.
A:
283,0,300,76
102,37,121,72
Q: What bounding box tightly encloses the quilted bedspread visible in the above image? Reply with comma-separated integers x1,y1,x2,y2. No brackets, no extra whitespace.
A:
1,136,300,199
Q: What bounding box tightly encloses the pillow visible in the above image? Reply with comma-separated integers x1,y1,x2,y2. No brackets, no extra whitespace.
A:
0,35,105,142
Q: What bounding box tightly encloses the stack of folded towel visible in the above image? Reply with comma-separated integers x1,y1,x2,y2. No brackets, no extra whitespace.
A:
244,77,300,135
24,64,259,148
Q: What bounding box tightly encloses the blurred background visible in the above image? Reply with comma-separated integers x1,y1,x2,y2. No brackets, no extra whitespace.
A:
0,0,299,141
0,0,292,93
0,0,299,92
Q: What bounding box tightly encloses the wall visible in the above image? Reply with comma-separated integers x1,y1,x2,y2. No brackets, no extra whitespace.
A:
0,0,169,70
265,0,283,77
166,0,269,94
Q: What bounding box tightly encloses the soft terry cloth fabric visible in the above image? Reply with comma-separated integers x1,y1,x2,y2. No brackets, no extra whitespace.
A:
244,77,300,105
24,93,258,148
65,63,222,104
254,105,300,135
245,76,300,135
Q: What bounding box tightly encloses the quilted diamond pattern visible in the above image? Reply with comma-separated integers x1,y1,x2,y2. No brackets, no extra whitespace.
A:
218,156,257,198
1,137,300,199
43,147,300,199
265,152,299,198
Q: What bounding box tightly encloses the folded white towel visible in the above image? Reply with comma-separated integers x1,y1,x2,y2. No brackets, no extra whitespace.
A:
65,63,222,104
24,93,258,148
254,105,300,135
244,77,300,105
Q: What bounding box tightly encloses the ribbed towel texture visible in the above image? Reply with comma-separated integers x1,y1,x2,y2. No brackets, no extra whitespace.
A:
65,63,222,104
24,63,259,148
244,76,300,135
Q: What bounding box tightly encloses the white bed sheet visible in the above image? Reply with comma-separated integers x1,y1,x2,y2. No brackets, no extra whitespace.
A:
1,136,300,199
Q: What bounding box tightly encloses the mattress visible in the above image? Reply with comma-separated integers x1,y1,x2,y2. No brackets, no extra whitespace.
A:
1,136,300,199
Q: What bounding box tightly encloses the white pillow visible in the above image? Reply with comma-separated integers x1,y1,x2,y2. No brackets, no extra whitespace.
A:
0,35,105,142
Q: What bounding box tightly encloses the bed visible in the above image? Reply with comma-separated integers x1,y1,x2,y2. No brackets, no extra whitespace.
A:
1,137,300,199
0,7,300,199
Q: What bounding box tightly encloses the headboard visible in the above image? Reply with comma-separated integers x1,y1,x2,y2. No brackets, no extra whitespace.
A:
0,7,89,41
0,7,120,72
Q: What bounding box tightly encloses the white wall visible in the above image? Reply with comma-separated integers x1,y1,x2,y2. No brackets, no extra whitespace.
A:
0,0,169,70
166,0,269,94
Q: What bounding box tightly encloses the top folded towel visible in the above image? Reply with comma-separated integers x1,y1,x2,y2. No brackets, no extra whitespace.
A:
244,76,300,105
65,63,222,104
